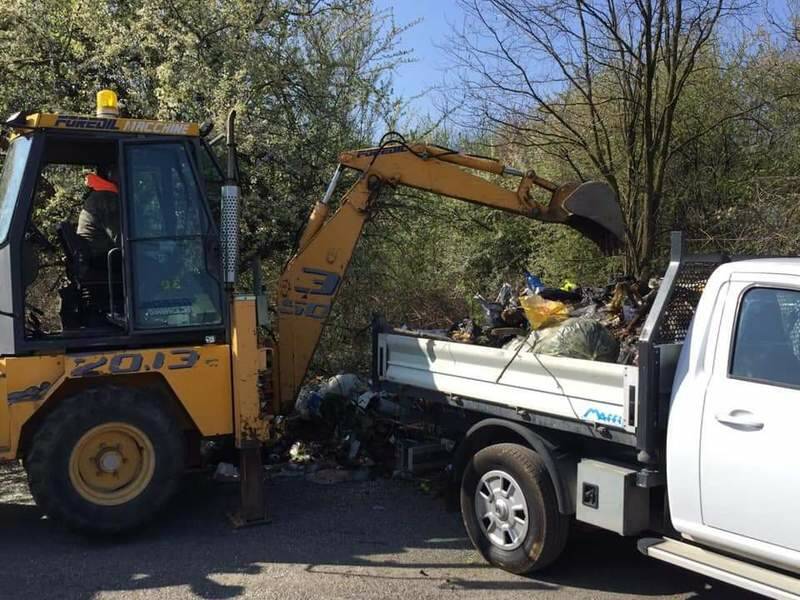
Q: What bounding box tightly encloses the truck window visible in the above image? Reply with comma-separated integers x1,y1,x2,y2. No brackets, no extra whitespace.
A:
730,287,800,387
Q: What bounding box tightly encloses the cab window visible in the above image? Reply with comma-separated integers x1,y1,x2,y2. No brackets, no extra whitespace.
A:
125,143,222,330
730,287,800,387
22,136,122,338
0,136,33,244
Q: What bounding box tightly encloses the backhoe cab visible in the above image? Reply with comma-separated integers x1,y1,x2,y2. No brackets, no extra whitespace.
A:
0,91,269,532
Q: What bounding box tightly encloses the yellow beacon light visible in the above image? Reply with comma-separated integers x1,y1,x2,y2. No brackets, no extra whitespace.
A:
96,89,119,118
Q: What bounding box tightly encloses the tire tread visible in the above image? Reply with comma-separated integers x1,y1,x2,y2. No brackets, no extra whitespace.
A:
25,385,183,534
460,442,569,574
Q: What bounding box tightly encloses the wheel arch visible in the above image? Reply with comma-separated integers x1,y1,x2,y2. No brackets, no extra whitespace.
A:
19,373,200,458
453,418,576,515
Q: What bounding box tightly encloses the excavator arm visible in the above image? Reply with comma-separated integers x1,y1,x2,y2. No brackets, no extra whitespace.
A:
273,139,624,414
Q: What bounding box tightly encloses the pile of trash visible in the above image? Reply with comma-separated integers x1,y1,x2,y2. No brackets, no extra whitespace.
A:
211,274,660,487
271,374,388,479
447,271,660,365
213,372,451,488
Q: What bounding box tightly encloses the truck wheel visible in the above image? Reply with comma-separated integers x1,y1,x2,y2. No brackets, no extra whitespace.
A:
25,385,184,534
460,443,569,574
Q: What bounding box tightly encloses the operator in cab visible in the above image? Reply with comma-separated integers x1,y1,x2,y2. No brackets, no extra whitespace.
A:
75,164,122,322
77,164,120,256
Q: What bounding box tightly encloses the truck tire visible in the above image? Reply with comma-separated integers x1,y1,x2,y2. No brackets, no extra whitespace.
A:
25,385,184,534
460,443,569,574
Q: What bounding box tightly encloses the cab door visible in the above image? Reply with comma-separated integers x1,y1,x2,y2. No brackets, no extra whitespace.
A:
700,275,800,553
121,140,223,334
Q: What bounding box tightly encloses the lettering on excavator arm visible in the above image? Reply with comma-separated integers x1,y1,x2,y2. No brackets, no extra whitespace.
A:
278,267,341,320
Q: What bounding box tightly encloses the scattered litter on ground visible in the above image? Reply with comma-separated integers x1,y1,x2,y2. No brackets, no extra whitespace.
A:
289,441,314,463
248,371,409,487
213,462,239,482
307,468,353,485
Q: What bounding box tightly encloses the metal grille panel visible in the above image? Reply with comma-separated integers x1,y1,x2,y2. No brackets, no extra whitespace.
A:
654,262,720,344
221,185,239,285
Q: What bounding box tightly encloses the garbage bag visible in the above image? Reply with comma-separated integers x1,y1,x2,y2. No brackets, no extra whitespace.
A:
524,271,544,294
561,279,578,292
319,373,366,398
520,293,570,330
295,387,324,419
538,287,582,303
475,283,518,328
531,316,619,362
475,294,506,328
295,374,366,420
495,282,514,306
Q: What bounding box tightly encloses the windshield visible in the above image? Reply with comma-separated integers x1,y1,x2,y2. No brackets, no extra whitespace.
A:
0,136,33,244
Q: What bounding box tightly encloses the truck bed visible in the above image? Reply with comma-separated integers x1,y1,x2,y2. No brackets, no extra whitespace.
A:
375,331,638,439
374,233,727,452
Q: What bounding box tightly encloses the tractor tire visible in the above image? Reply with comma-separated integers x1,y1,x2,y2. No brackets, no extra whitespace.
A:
460,443,569,574
25,385,184,534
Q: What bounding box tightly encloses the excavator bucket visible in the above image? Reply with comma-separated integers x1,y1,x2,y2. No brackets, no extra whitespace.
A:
549,181,625,255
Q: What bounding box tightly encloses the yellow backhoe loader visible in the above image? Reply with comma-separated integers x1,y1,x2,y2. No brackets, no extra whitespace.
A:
0,91,623,532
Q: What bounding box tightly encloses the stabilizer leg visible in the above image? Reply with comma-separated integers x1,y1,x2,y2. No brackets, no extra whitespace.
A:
229,444,269,527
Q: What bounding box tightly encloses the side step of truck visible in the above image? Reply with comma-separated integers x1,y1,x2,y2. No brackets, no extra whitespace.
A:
638,538,800,600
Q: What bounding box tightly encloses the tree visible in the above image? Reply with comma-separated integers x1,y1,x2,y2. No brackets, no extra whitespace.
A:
448,0,747,276
0,0,407,372
0,0,405,265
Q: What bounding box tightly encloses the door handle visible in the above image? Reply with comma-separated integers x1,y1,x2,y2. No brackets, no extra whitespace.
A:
714,410,764,431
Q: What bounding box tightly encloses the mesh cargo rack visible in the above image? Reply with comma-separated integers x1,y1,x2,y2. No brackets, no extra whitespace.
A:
636,231,729,465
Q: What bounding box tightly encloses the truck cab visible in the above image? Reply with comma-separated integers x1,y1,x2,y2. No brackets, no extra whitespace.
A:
667,258,800,572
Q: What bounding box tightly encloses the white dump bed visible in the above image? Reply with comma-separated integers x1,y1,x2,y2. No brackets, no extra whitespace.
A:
376,333,638,434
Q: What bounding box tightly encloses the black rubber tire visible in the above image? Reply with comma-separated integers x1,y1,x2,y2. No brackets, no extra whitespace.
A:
460,443,570,574
25,385,184,534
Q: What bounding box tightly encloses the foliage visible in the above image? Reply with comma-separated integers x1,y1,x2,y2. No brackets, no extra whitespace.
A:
446,0,770,277
0,0,405,249
3,1,800,380
0,0,406,373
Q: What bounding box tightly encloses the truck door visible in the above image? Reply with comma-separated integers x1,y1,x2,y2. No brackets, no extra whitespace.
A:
701,276,800,552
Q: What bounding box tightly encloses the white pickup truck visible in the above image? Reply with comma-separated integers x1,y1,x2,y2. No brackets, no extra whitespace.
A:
373,232,800,598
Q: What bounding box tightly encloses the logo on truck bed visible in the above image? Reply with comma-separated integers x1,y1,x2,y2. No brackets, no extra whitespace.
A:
582,408,624,427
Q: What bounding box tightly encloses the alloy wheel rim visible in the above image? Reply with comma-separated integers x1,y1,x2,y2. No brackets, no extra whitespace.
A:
475,469,529,550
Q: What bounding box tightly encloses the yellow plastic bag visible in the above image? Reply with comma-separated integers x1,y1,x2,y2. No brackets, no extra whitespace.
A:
520,293,569,330
561,279,578,292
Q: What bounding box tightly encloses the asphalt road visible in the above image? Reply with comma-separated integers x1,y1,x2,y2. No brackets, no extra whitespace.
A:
0,463,759,600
